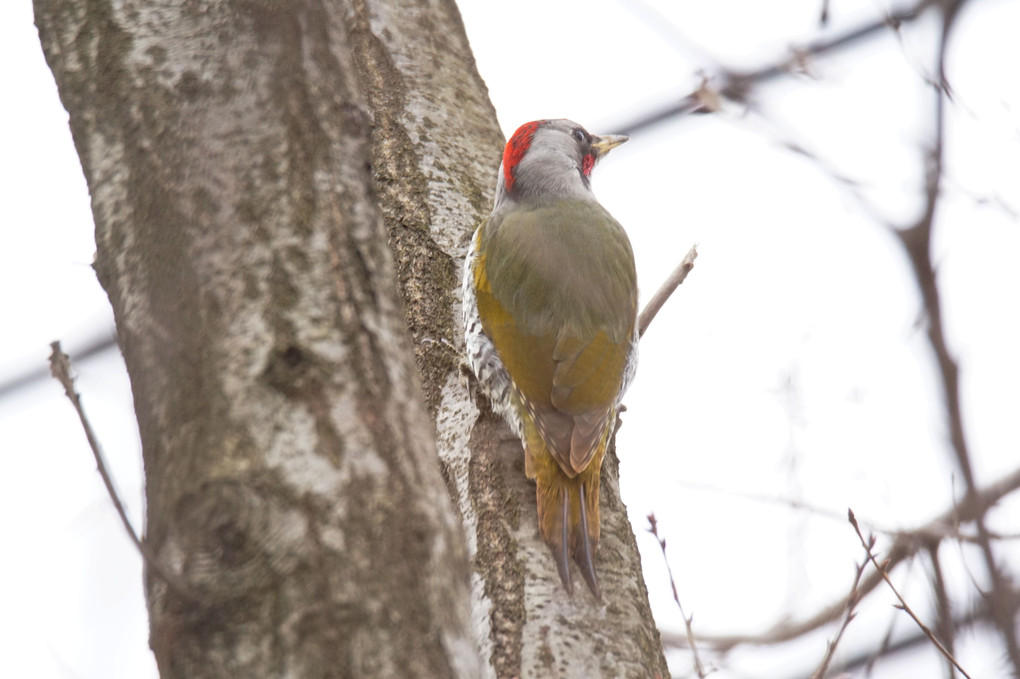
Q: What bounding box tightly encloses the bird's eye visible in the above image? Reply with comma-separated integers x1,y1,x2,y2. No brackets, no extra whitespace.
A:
571,128,586,143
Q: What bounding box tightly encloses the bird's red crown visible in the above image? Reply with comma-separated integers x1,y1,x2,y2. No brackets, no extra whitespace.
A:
502,120,544,192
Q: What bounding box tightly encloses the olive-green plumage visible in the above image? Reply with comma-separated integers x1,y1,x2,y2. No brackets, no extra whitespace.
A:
464,119,637,598
477,201,636,471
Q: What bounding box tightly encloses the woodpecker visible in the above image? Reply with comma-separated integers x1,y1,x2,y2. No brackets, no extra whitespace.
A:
462,119,638,598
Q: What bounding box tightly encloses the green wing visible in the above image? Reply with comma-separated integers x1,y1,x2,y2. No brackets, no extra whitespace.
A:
474,200,637,475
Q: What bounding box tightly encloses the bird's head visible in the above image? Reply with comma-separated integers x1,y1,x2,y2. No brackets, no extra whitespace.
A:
495,119,628,206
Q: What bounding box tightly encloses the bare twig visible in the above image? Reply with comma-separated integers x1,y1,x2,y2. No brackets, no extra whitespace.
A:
890,0,1020,667
638,244,698,338
0,331,118,399
849,508,971,678
838,598,991,679
740,600,994,679
810,552,868,679
48,341,197,602
615,0,941,135
927,542,958,679
647,513,712,678
661,466,1020,652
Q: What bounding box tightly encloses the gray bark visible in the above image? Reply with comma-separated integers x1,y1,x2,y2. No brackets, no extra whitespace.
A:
34,0,667,676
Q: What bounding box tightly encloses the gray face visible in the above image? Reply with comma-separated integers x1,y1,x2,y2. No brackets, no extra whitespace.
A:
495,119,599,207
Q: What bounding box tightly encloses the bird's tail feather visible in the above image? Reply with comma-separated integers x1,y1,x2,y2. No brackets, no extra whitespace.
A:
534,465,603,599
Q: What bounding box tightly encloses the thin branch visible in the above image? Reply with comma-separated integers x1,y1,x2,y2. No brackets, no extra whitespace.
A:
638,244,698,338
890,0,1020,667
849,508,971,678
647,513,712,678
661,465,1020,651
615,0,941,135
48,341,198,603
0,331,118,399
809,551,867,679
835,597,995,678
665,555,896,653
927,542,958,679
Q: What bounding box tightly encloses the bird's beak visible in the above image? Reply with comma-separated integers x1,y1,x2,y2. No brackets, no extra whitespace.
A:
590,134,629,158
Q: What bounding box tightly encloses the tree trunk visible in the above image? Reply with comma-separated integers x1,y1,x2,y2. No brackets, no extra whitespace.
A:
34,0,667,676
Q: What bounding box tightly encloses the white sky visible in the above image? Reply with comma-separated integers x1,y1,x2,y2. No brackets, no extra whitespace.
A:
2,0,1018,677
